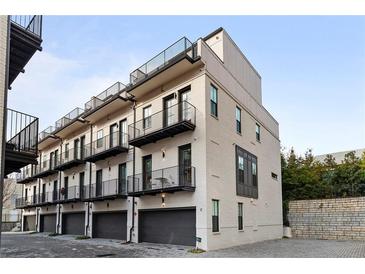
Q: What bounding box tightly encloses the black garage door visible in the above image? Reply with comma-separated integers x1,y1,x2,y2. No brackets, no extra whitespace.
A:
24,215,36,231
62,212,85,235
40,214,57,233
139,208,196,246
92,211,127,240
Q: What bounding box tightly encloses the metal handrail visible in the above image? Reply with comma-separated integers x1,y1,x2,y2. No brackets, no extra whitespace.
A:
84,82,126,111
10,15,42,38
84,131,128,158
83,178,127,199
55,107,84,130
128,101,196,140
38,125,55,141
56,148,84,167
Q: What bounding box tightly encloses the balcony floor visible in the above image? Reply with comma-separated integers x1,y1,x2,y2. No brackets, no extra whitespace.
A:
54,159,86,171
5,147,38,175
82,193,127,202
34,169,58,179
128,185,195,197
129,121,195,148
84,146,128,163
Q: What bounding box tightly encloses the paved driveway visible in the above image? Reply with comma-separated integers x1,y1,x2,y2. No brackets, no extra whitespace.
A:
1,233,365,258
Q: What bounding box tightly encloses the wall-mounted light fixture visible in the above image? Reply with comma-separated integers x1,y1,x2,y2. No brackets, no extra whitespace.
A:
161,193,166,207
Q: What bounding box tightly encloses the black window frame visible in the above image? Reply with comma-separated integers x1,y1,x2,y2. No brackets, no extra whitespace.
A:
143,105,152,129
236,106,241,134
255,123,261,142
210,84,218,117
212,199,219,232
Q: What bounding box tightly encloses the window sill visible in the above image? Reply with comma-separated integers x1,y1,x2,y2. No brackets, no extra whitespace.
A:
238,229,245,232
256,140,261,144
210,114,219,120
236,132,242,136
212,232,221,235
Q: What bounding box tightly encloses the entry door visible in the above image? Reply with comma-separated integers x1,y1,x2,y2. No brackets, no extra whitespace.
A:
118,163,126,194
119,119,127,146
64,177,69,200
54,150,59,167
80,136,85,159
96,170,103,197
53,180,58,201
163,95,175,127
50,152,54,169
179,88,192,121
74,139,80,159
33,186,37,204
42,184,46,203
79,172,85,199
142,155,152,190
109,124,118,148
179,144,192,186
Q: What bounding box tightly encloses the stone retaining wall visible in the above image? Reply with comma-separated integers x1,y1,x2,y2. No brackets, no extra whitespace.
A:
288,197,365,240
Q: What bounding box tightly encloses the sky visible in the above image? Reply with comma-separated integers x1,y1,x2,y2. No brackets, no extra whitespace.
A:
8,16,365,156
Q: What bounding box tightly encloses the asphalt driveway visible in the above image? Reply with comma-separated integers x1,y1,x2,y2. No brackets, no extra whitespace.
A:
1,233,364,258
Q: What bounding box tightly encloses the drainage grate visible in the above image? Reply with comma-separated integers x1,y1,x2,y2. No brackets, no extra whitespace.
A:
95,253,116,258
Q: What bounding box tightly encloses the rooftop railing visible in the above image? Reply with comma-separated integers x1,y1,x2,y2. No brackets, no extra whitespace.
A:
55,107,84,130
84,82,126,112
130,37,196,85
10,15,42,38
38,125,55,141
6,108,38,155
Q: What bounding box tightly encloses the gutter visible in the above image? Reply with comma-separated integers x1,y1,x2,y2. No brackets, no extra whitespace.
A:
85,123,93,236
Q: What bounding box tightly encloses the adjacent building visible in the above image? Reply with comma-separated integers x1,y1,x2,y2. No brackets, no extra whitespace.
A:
16,27,282,250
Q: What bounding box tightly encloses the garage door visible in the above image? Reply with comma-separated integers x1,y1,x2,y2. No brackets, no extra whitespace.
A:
62,212,85,235
139,208,196,246
40,214,57,233
23,215,36,231
92,211,127,240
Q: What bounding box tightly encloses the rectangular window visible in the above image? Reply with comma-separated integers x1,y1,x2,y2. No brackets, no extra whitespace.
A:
252,161,257,187
64,143,69,159
236,145,258,198
238,203,243,230
238,155,244,184
143,105,152,129
96,129,103,148
256,123,261,142
212,199,219,232
236,107,241,134
271,172,278,180
210,84,218,117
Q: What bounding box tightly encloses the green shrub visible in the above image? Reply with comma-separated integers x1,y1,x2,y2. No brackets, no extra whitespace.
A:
75,235,90,240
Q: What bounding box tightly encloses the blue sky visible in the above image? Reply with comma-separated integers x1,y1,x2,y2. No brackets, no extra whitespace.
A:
8,16,365,155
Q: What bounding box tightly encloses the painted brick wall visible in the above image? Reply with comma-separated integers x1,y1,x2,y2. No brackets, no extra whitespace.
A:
288,197,365,240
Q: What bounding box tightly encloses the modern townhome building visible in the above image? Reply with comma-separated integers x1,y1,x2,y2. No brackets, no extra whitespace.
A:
15,27,282,250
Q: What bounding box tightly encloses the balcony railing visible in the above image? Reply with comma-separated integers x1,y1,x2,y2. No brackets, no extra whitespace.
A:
15,195,39,208
130,37,197,85
84,131,129,162
34,157,57,178
128,101,196,147
38,191,57,205
38,126,55,141
54,148,85,170
83,179,127,201
55,107,84,130
127,165,195,196
6,108,39,155
10,15,42,38
16,164,37,183
57,185,81,203
84,82,126,112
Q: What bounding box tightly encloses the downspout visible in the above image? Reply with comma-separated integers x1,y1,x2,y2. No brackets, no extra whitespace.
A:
86,124,93,236
128,99,137,243
57,139,62,234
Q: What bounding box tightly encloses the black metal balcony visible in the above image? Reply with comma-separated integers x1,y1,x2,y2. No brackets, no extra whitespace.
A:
34,158,58,178
15,195,40,209
127,165,195,197
38,191,57,205
83,179,127,201
9,15,43,86
128,101,196,148
54,148,85,171
84,132,129,163
5,109,39,175
130,37,197,85
16,164,37,184
57,186,82,204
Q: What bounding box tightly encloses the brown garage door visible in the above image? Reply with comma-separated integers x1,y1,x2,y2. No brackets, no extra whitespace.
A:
92,211,127,240
23,215,36,231
40,214,57,233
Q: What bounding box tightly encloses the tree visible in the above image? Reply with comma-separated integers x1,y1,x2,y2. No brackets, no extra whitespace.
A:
2,179,16,207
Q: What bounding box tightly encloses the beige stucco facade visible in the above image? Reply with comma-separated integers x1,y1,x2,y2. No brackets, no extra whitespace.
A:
18,28,282,250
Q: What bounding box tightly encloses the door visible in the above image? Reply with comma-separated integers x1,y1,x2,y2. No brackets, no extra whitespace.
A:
80,135,85,159
62,213,85,235
109,123,118,148
163,94,175,127
25,188,28,200
42,184,46,203
96,169,103,197
23,215,36,231
64,177,69,200
92,211,127,240
50,152,54,169
119,119,127,146
142,155,152,191
79,172,85,199
118,163,126,194
53,180,58,201
32,186,37,204
54,150,59,167
74,139,80,159
40,214,57,233
179,144,192,187
179,88,192,121
139,208,196,246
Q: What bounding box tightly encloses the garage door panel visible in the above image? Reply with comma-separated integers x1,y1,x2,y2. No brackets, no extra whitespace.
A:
93,211,127,240
62,213,85,235
139,208,196,246
24,216,36,231
40,214,57,233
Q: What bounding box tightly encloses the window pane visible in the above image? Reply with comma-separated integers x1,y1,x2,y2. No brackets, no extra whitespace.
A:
236,107,241,122
238,156,244,170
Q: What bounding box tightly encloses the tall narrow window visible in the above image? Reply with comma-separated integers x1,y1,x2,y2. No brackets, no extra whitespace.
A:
255,123,261,142
96,129,103,148
238,203,243,230
212,199,219,232
236,107,241,134
252,161,257,187
64,143,69,160
143,105,152,129
238,155,244,184
210,84,218,117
